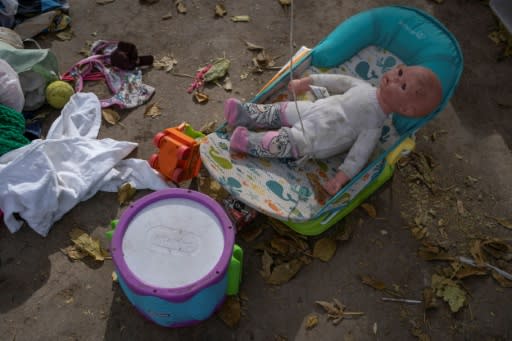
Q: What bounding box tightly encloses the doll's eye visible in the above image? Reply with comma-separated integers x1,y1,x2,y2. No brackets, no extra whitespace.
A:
398,69,403,76
401,83,407,90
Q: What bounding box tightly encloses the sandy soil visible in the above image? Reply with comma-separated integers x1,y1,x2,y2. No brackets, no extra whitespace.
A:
1,1,511,340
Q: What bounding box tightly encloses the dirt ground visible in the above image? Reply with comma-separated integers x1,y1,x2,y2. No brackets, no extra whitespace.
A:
1,0,512,340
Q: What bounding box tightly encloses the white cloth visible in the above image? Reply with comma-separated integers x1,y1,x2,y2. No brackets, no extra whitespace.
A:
0,92,170,236
285,74,387,178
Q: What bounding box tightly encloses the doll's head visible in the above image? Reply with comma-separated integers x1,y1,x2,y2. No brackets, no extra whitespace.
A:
377,65,442,118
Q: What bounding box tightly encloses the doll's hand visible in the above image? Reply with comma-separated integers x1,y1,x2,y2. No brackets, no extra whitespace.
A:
288,77,312,95
322,171,350,196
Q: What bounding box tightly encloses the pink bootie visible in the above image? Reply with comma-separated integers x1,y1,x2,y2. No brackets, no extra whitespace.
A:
229,126,249,154
224,98,242,128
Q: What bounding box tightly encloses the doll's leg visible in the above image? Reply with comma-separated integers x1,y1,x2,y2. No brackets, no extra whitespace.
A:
229,126,299,158
224,98,288,129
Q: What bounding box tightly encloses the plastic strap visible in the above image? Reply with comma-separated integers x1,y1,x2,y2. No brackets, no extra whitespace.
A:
61,54,108,92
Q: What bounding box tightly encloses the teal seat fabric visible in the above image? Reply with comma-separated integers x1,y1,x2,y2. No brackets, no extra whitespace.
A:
311,5,463,135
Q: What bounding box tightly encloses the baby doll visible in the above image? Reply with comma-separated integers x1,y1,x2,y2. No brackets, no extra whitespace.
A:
225,65,442,196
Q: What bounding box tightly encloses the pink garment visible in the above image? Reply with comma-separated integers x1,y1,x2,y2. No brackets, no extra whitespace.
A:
61,41,154,109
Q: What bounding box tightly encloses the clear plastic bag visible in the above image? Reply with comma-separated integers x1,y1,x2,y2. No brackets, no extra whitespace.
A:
0,27,23,48
0,58,24,112
0,0,18,16
0,0,18,27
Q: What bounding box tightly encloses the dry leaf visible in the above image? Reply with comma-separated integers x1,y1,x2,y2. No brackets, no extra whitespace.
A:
316,300,339,315
78,40,93,56
267,218,308,244
144,102,162,118
411,226,428,240
251,51,276,73
175,0,187,14
334,223,353,241
470,240,485,266
69,228,109,262
61,245,88,261
411,326,431,341
270,237,291,255
316,298,364,325
223,77,233,91
361,275,386,291
193,92,209,104
112,271,118,282
260,250,273,279
452,264,487,279
56,29,74,41
422,287,438,310
312,238,337,262
204,58,230,83
239,226,263,242
494,217,512,230
305,314,318,329
199,120,218,135
491,271,512,288
417,242,454,261
215,3,227,17
244,40,264,51
278,0,291,6
231,15,250,22
306,173,330,205
96,0,115,4
431,274,466,313
407,151,436,191
118,182,136,205
361,203,377,218
161,11,172,20
481,239,512,260
198,175,228,200
154,55,178,72
456,200,465,215
102,109,120,125
254,51,272,67
217,296,241,328
266,259,303,285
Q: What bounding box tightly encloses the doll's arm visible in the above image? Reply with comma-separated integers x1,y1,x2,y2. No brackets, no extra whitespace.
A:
288,77,313,95
309,74,365,94
322,170,350,195
325,128,381,195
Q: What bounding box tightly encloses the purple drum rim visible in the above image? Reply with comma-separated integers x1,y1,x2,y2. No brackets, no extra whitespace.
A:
111,188,234,302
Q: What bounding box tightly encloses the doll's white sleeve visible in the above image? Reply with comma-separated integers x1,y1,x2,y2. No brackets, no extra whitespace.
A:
309,74,366,95
337,128,381,179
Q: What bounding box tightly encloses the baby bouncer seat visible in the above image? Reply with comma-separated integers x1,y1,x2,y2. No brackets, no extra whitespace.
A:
200,5,463,235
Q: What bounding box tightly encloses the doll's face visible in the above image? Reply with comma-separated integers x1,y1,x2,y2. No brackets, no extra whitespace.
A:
378,65,442,118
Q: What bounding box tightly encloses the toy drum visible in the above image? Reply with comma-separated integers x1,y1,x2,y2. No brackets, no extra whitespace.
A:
111,188,241,327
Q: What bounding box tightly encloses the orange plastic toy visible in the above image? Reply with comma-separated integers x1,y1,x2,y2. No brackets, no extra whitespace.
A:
149,123,202,183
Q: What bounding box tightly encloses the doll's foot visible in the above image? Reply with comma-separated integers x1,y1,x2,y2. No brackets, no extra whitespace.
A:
229,126,249,154
225,98,250,128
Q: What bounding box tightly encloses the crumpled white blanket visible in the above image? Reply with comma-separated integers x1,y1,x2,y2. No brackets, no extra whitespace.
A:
0,92,170,236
